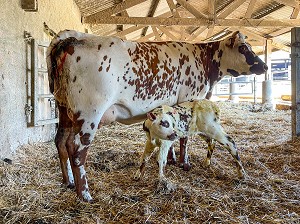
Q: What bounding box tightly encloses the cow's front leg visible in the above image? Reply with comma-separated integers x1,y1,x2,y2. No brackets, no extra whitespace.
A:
178,137,191,171
55,105,74,188
167,145,176,165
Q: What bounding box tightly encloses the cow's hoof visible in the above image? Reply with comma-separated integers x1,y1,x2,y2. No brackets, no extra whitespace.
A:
67,183,75,189
179,163,192,171
167,158,176,166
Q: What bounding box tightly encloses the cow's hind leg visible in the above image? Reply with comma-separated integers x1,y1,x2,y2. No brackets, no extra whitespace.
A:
55,105,74,188
66,115,99,202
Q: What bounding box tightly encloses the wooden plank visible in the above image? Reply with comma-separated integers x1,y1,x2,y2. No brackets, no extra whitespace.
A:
166,0,180,17
274,0,299,8
218,0,247,19
175,0,208,19
291,27,300,138
245,0,257,18
157,26,177,40
85,0,147,22
84,16,300,27
208,0,215,20
151,26,162,40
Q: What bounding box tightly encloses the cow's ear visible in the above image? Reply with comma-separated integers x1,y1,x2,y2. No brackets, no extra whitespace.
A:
147,112,156,121
225,31,240,48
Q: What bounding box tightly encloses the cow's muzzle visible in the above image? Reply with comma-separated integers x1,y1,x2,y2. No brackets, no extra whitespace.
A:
167,132,178,141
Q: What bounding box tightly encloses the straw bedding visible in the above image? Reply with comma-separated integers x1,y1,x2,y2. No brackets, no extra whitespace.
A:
0,101,299,224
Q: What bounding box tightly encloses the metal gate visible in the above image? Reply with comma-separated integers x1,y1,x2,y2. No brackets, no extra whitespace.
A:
25,31,58,126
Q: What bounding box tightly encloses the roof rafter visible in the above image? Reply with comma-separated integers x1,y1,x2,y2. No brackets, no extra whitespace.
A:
86,0,147,21
176,0,208,19
84,16,300,27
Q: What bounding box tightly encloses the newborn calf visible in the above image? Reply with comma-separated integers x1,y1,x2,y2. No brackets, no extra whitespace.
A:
135,99,245,183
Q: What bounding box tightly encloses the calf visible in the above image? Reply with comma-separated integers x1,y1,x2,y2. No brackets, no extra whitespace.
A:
135,100,245,183
46,29,266,201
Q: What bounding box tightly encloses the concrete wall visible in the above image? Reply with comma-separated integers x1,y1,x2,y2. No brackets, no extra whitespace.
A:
0,0,89,158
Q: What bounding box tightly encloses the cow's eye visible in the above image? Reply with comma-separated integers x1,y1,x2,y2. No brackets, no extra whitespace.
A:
239,45,248,53
160,120,170,128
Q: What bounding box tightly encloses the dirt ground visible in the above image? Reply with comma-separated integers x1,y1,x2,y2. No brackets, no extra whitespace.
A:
0,101,299,224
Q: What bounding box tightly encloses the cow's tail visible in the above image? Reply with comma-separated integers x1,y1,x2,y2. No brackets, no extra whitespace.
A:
46,29,83,94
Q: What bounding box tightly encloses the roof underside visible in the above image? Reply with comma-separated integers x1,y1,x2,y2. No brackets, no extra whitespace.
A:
74,0,300,54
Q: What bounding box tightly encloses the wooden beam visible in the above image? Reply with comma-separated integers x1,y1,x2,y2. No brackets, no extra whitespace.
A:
186,27,207,41
176,0,208,19
151,26,162,40
271,41,290,52
274,0,299,8
84,16,300,27
291,6,300,18
114,25,146,37
86,0,147,21
218,0,247,19
208,0,215,20
141,0,161,37
157,26,177,40
166,0,180,17
136,33,155,41
245,0,257,18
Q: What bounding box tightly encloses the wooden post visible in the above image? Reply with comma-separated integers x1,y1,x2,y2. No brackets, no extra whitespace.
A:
291,27,300,139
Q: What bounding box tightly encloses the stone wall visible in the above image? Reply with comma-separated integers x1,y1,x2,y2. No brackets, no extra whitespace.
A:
0,0,89,158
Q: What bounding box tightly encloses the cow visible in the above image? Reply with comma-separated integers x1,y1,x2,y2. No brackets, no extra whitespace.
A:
134,99,244,185
46,29,267,201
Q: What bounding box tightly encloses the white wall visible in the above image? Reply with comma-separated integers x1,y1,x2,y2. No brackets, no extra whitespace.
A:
0,0,89,158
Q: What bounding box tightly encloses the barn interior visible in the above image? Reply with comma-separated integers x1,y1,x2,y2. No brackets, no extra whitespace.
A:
0,0,299,223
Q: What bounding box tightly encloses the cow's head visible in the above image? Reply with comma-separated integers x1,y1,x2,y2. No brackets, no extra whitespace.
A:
145,109,180,141
220,31,268,76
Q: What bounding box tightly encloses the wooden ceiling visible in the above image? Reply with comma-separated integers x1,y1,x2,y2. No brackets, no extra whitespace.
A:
74,0,300,54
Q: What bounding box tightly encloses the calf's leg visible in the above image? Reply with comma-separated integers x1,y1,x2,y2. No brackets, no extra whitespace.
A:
157,141,174,181
134,136,157,180
200,135,216,167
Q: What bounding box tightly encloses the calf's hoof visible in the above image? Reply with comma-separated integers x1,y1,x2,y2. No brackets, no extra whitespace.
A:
133,170,142,181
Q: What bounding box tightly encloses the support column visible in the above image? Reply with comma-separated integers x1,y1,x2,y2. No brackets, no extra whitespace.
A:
291,28,300,139
229,77,239,103
262,38,274,109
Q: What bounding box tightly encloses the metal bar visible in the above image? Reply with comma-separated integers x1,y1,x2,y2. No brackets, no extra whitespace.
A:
36,118,59,126
38,94,54,98
30,39,39,126
291,27,300,138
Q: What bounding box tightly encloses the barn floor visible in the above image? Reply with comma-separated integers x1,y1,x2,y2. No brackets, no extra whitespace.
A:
0,102,299,224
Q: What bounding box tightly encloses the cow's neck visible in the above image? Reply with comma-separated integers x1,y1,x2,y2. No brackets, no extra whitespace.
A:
198,41,224,90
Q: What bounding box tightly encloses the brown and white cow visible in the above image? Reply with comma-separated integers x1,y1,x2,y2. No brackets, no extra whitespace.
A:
46,30,266,201
134,99,244,184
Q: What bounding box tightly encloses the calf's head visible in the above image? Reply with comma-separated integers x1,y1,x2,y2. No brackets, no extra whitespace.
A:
145,109,180,141
220,31,268,76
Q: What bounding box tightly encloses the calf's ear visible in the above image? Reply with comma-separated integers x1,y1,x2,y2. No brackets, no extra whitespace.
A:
147,112,156,121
